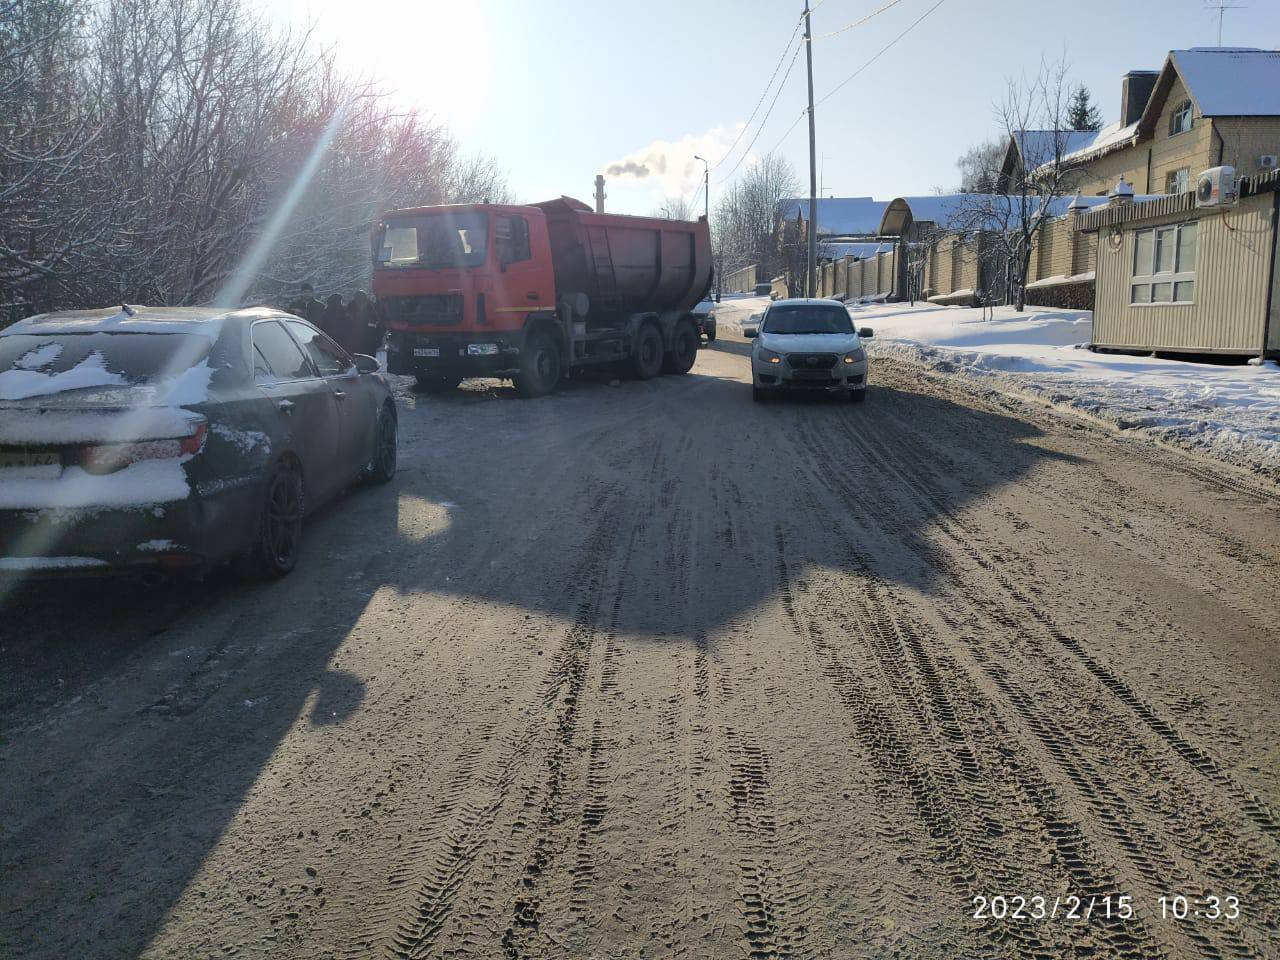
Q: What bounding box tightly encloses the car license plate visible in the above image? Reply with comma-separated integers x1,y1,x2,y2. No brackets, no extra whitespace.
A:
793,369,831,380
0,449,62,479
413,347,440,358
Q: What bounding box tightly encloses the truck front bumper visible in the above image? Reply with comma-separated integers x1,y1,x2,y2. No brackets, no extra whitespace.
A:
387,331,524,378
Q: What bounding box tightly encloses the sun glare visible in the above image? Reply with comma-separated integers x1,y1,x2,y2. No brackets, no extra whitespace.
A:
258,0,491,128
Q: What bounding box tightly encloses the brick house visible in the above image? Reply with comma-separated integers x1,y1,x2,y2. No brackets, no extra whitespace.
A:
1003,48,1280,198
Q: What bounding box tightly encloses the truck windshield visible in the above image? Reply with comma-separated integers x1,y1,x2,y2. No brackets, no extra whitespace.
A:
377,212,489,269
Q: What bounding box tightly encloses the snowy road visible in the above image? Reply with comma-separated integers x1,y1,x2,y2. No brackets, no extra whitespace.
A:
3,324,1279,959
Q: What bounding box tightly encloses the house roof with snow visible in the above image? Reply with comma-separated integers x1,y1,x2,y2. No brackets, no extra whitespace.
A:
817,240,892,261
776,197,890,237
1135,48,1280,140
1002,48,1279,183
1010,130,1100,171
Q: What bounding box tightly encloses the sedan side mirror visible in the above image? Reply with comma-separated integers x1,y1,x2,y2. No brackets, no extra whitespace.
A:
744,328,758,339
353,353,380,374
858,327,875,339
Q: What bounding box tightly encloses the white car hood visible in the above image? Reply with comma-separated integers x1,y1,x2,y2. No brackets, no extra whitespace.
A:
758,331,863,354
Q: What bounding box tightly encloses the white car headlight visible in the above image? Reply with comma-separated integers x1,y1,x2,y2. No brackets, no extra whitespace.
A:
757,348,782,364
843,347,866,364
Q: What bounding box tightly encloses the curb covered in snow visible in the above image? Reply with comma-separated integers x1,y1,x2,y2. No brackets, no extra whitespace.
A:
870,336,1280,486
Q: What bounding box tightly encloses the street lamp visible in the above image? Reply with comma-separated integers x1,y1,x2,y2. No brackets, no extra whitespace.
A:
692,154,709,221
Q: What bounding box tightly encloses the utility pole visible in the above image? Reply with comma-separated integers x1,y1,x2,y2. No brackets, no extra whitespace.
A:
803,0,818,298
693,154,709,220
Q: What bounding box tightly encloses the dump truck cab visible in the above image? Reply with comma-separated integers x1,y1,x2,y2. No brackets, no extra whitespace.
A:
373,197,712,397
374,203,556,383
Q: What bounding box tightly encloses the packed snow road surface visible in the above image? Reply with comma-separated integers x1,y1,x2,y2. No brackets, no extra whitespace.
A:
3,325,1279,959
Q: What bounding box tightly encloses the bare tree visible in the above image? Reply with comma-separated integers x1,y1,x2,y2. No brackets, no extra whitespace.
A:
951,58,1087,312
652,194,696,221
711,152,798,291
0,0,101,321
956,138,1005,193
0,0,510,318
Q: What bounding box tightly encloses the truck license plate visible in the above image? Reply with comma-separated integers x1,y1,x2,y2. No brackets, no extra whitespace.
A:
413,348,440,358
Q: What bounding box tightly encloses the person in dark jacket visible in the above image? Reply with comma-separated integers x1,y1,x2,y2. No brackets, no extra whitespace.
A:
326,293,367,355
349,290,383,356
288,283,327,326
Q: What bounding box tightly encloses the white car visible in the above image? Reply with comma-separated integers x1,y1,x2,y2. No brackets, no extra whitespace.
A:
745,298,873,403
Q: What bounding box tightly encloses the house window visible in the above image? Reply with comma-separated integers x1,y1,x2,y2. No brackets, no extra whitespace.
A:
1131,221,1198,305
1165,167,1190,194
1169,99,1194,136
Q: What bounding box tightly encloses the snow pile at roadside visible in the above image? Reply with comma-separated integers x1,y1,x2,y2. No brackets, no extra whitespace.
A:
711,296,772,335
851,301,1280,482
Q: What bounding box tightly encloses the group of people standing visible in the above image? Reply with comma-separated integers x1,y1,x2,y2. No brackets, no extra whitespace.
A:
288,283,385,357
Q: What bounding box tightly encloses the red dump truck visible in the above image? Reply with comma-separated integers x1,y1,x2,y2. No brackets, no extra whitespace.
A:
371,197,713,396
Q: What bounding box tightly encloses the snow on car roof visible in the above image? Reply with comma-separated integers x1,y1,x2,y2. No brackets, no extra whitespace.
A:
3,305,272,337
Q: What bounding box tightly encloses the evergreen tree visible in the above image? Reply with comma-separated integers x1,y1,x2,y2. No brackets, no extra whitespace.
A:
1068,85,1102,131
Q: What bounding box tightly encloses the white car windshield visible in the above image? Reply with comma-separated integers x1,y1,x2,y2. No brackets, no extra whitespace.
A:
763,305,853,335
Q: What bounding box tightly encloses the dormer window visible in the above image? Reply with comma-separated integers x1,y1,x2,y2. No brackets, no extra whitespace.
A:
1169,99,1194,136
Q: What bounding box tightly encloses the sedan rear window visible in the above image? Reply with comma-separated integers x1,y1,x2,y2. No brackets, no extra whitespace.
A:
0,332,210,390
763,306,853,335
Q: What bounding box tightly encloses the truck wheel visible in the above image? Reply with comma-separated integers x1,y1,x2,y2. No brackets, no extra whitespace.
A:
628,323,664,380
662,322,698,375
515,330,561,397
415,374,462,394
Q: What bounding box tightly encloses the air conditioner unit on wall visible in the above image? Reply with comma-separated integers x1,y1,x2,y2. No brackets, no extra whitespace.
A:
1195,166,1238,208
1260,154,1279,171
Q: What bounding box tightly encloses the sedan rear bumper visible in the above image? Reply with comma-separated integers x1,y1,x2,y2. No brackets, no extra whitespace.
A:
0,474,264,574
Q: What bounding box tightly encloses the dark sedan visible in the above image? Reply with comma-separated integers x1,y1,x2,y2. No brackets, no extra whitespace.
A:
0,306,398,580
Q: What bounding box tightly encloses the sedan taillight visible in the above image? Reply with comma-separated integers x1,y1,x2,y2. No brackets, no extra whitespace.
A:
79,419,208,474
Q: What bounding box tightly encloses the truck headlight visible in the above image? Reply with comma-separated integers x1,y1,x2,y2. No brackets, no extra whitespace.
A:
467,343,499,356
758,348,782,364
843,348,866,364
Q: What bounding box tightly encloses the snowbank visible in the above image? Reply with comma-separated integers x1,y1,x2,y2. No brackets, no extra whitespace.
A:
850,301,1280,482
710,296,772,335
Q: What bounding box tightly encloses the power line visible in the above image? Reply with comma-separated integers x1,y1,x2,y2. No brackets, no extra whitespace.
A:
718,0,947,184
814,0,908,40
816,0,949,108
687,178,705,215
710,17,804,172
714,43,804,184
761,108,808,159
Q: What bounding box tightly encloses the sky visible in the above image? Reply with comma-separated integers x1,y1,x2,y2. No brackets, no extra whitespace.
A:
248,0,1280,216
